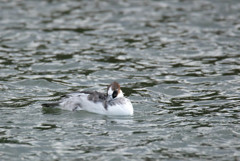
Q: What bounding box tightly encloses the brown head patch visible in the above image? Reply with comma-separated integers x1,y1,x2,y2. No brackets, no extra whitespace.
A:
107,81,121,94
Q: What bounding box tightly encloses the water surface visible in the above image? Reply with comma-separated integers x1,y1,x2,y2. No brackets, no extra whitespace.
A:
0,0,240,160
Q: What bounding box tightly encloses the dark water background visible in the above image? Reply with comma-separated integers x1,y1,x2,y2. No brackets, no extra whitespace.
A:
0,0,240,160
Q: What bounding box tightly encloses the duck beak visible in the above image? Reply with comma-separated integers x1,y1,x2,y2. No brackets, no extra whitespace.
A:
107,95,112,101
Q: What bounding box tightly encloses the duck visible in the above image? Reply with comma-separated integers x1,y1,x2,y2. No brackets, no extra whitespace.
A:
42,82,133,116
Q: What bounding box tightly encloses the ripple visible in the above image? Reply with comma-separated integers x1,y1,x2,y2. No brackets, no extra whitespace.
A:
0,0,240,160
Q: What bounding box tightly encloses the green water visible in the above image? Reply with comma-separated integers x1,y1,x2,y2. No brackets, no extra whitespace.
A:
0,0,240,160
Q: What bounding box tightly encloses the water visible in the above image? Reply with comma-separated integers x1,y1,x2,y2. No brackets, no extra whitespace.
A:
0,0,240,160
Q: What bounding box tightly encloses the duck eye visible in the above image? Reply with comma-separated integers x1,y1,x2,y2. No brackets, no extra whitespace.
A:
112,90,118,98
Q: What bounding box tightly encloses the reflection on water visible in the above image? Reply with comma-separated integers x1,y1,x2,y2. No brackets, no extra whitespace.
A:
0,0,240,160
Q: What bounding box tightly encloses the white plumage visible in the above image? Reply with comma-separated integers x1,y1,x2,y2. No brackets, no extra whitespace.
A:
42,82,133,116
